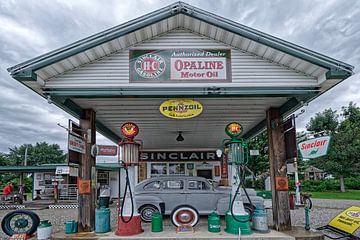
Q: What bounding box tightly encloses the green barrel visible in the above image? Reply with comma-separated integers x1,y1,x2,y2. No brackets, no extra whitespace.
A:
225,211,252,235
151,211,163,232
208,212,221,233
95,207,111,233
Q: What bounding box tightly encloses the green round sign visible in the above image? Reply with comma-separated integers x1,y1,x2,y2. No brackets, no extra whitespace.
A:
225,122,243,138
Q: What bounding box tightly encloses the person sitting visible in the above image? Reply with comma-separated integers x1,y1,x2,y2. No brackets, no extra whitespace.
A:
3,182,14,199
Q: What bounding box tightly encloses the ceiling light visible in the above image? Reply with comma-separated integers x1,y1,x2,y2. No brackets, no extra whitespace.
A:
176,131,184,142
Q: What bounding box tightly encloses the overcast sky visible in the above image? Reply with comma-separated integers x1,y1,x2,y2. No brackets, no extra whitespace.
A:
0,0,359,153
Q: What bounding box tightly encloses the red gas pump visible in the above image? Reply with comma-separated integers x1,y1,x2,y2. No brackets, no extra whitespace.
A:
115,122,143,236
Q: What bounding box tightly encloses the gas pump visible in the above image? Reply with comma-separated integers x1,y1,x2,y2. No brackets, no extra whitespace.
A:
115,122,143,236
221,122,253,235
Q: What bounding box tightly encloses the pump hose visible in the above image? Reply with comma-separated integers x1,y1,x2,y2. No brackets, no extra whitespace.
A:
120,166,134,223
230,165,254,223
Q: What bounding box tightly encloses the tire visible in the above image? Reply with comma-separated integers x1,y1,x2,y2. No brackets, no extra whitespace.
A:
139,204,159,222
243,204,254,220
1,210,40,236
303,196,312,209
171,205,199,227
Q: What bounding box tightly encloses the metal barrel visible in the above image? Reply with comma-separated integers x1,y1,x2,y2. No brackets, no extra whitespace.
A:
208,212,221,233
151,211,163,232
252,207,269,232
95,207,111,233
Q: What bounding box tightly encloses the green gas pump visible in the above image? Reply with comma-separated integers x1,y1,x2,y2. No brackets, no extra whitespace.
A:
221,122,252,235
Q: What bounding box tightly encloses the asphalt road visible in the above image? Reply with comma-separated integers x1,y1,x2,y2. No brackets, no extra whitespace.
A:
0,199,359,239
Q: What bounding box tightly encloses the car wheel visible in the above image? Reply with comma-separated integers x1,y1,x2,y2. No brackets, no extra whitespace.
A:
139,204,159,222
1,210,40,236
171,205,199,227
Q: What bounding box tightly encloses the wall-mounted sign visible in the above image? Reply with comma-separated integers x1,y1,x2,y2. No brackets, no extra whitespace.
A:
121,122,139,139
298,136,331,159
160,99,203,119
56,166,78,177
130,49,231,82
275,176,289,191
91,145,118,156
140,150,220,161
68,134,85,154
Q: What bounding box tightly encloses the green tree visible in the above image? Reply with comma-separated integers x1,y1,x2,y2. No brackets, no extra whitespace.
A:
306,108,338,134
306,102,360,192
7,142,66,166
247,131,269,187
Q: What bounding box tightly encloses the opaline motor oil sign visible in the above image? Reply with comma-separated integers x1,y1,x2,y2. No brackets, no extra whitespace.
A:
130,49,231,82
298,136,331,159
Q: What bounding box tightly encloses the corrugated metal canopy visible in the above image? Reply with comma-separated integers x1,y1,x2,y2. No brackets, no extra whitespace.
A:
73,97,287,149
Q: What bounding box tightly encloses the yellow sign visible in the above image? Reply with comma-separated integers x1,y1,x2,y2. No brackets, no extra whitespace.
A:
159,99,203,119
328,206,360,234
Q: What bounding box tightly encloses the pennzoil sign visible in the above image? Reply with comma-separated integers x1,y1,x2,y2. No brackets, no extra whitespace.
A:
130,49,231,82
160,99,202,119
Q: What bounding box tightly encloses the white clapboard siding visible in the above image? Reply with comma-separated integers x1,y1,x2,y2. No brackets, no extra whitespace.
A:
44,29,316,88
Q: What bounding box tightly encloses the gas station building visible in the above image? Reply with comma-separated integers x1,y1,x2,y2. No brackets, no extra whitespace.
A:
8,1,353,233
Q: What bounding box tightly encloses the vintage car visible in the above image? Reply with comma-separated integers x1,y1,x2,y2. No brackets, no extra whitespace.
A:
134,176,264,226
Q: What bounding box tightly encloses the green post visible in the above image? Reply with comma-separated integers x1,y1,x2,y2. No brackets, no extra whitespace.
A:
305,207,310,230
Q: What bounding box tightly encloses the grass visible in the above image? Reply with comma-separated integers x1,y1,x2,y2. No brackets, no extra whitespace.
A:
310,190,360,200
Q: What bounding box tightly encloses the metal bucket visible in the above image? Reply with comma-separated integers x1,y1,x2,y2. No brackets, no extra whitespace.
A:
95,207,111,233
151,211,163,232
252,207,269,232
208,212,221,233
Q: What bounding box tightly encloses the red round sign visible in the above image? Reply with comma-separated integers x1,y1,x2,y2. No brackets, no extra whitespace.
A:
121,122,139,139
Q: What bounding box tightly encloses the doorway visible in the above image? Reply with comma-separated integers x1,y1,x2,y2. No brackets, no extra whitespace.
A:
197,169,212,179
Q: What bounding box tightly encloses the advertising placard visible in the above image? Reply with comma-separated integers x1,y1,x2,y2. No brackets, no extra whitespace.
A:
160,99,203,119
98,145,118,156
130,49,231,82
68,134,85,154
328,206,360,234
298,136,331,159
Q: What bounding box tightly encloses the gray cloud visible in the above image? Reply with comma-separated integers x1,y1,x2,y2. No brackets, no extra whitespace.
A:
0,0,359,152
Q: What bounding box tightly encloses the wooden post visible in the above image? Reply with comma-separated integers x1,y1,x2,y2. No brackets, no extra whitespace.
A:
78,109,96,232
266,108,292,231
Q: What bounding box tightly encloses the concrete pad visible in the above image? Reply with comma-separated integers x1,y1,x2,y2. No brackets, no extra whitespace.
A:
52,223,295,240
282,226,324,240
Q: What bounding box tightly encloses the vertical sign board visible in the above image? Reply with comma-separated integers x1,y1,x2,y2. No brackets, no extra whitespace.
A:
68,120,84,164
130,49,231,82
298,136,331,159
284,115,297,163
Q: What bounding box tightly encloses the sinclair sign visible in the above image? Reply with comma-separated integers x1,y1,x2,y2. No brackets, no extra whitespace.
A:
130,49,231,82
298,136,331,159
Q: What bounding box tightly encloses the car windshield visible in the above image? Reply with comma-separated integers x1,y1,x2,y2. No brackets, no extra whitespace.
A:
143,181,161,190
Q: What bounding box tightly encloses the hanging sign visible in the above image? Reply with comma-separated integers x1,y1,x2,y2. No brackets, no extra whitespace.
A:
160,99,203,119
298,136,331,159
328,206,360,234
68,134,85,154
130,49,231,82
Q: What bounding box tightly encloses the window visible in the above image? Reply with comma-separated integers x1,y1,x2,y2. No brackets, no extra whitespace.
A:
143,181,161,190
188,180,210,190
163,180,184,190
169,163,185,175
151,163,167,176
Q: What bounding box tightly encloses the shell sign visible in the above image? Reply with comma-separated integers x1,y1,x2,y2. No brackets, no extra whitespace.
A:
160,99,203,119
